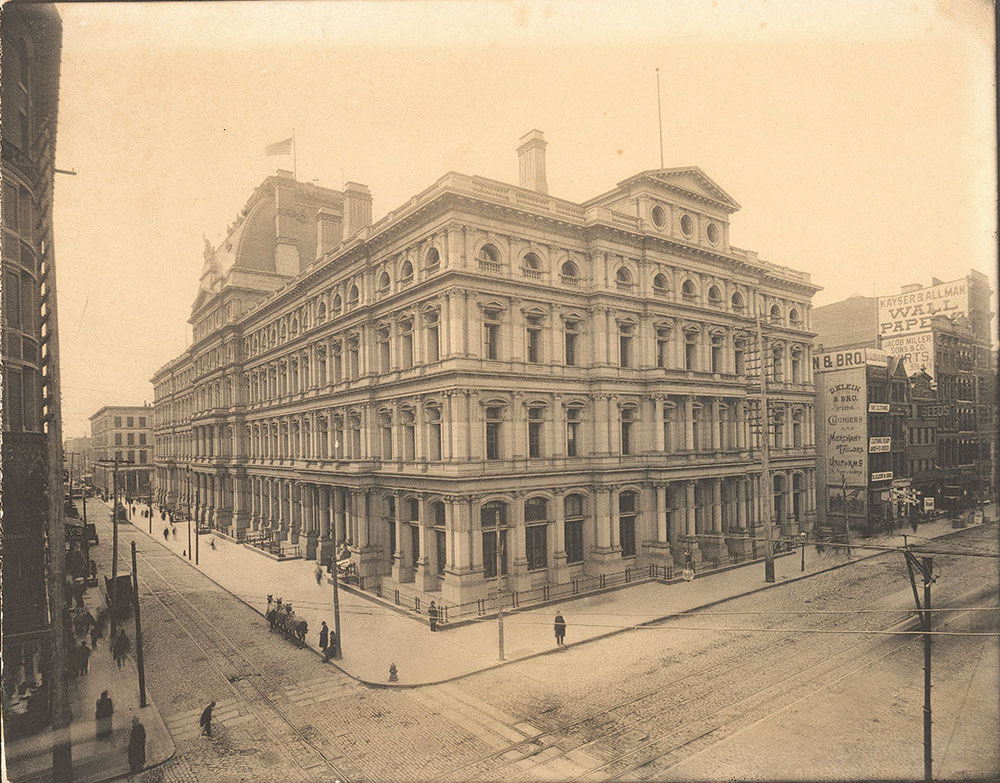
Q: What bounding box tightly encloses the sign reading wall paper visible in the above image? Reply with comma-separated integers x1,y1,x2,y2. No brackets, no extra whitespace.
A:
824,367,867,485
877,280,969,337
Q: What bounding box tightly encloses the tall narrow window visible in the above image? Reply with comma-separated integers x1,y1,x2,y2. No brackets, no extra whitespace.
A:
525,497,548,570
564,494,585,563
378,327,391,373
526,315,543,363
400,320,414,369
619,323,634,368
734,338,746,376
481,502,508,578
565,320,579,366
691,405,702,451
656,327,670,368
619,492,637,557
485,406,503,460
566,406,582,457
427,406,442,460
484,309,501,360
425,311,440,363
402,409,416,460
771,346,784,383
527,406,544,458
711,334,724,373
348,337,360,378
379,412,393,459
685,332,698,371
620,406,637,455
790,348,802,383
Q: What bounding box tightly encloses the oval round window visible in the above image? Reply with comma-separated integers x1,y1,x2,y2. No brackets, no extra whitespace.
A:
680,214,695,237
651,205,666,229
706,222,720,244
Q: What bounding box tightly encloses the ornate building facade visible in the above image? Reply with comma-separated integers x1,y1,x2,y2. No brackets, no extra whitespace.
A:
89,404,154,497
152,132,819,606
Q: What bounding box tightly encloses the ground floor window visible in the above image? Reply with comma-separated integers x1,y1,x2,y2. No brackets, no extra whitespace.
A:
619,491,637,557
482,529,508,578
526,525,547,570
435,529,446,574
387,520,396,561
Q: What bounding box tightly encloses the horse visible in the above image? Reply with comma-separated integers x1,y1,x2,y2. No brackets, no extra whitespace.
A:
280,610,307,645
266,596,283,631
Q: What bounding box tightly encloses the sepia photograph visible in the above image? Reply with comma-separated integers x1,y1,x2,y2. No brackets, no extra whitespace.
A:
1,1,997,781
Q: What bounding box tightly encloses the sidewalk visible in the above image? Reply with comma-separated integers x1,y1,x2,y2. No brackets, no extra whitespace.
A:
126,502,995,688
5,499,175,783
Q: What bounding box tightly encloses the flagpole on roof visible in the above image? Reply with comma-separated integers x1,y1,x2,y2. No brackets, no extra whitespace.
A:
656,68,664,169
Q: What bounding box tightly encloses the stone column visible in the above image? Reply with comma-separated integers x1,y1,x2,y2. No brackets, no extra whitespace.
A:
552,491,569,583
392,491,411,582
654,397,665,451
684,396,695,451
711,398,721,451
290,482,302,545
304,484,317,559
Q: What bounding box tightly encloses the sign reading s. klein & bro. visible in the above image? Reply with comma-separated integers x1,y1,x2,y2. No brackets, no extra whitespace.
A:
813,348,887,372
877,280,968,337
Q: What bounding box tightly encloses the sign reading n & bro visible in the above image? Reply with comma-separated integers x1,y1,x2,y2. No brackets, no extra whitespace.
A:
877,279,968,337
813,348,887,372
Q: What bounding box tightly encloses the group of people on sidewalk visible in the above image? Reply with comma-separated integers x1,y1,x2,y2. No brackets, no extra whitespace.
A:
318,621,340,661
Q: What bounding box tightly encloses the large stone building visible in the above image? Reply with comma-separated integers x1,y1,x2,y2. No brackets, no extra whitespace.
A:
813,272,996,510
90,405,154,497
1,3,69,741
152,132,820,607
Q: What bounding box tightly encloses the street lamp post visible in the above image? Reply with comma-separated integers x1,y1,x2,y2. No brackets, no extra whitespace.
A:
800,531,807,572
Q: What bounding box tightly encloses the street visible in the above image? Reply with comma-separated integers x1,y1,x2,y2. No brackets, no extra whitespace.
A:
88,502,999,782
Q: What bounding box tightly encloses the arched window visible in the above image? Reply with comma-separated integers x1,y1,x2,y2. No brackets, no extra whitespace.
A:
331,294,342,314
478,243,501,271
653,273,669,294
615,267,633,291
770,304,782,323
348,285,360,308
400,259,413,283
378,271,390,292
525,497,549,570
290,318,299,338
708,285,722,304
560,260,579,285
522,252,542,278
681,279,697,300
731,291,744,312
425,247,440,272
316,301,327,324
789,308,801,326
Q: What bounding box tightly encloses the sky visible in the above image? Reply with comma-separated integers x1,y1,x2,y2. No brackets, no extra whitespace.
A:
50,0,997,438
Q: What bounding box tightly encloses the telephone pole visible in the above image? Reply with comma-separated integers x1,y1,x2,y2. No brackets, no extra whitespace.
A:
904,551,935,782
131,541,147,707
496,509,505,660
750,317,776,582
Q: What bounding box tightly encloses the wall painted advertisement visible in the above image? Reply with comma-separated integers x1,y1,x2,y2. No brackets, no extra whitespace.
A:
824,370,868,486
881,331,935,376
877,279,968,337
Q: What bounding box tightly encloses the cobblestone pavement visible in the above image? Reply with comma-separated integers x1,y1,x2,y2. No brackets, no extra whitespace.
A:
113,501,997,782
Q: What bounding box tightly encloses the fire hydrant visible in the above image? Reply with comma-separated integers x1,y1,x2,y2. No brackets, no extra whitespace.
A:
388,663,398,682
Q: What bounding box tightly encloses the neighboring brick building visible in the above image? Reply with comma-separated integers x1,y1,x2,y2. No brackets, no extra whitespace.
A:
152,132,820,608
812,271,996,512
89,405,154,497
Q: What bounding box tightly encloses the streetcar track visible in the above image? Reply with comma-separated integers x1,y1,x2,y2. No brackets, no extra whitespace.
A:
135,545,355,783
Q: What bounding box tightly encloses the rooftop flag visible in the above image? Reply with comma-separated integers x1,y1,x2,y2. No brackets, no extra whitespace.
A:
265,137,293,156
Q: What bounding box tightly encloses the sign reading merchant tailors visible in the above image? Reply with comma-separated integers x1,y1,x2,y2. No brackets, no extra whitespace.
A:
825,374,867,484
881,331,935,377
877,280,969,337
813,348,887,372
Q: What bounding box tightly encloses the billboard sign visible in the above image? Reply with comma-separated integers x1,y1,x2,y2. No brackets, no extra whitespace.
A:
923,497,935,513
871,471,894,482
814,348,887,373
825,373,867,484
881,331,935,376
868,403,890,413
869,437,891,453
877,280,968,337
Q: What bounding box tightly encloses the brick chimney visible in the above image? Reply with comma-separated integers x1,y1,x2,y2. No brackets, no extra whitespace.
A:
343,182,372,238
517,129,548,194
316,207,343,258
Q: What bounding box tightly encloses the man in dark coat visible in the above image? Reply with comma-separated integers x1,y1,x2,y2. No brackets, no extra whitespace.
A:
200,700,216,736
95,691,114,739
319,621,329,657
428,601,439,632
554,613,566,646
128,716,147,772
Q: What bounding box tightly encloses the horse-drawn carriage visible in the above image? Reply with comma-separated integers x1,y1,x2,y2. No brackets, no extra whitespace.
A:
265,595,307,645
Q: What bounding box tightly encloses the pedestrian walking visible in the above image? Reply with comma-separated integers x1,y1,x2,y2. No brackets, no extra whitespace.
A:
911,515,918,533
172,526,177,540
210,537,216,550
77,642,91,676
95,691,114,739
90,623,101,649
200,700,216,737
164,527,169,541
128,716,147,773
554,612,566,646
319,621,329,658
428,601,439,632
315,564,323,585
112,629,131,669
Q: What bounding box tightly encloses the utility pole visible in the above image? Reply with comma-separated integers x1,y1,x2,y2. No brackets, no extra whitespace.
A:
841,473,853,559
496,509,505,660
904,551,935,782
195,482,199,565
111,456,120,640
331,553,343,659
131,541,147,707
752,317,776,583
